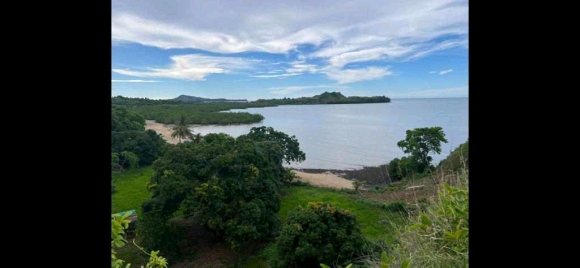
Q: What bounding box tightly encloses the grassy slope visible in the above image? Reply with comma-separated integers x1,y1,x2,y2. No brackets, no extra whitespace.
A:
239,185,407,267
279,185,405,242
111,166,154,216
112,167,406,267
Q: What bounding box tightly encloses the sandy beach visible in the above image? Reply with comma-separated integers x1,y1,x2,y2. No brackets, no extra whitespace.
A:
144,120,354,189
145,120,180,144
292,170,354,189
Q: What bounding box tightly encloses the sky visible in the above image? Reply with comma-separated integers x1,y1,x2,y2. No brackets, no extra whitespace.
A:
112,0,468,101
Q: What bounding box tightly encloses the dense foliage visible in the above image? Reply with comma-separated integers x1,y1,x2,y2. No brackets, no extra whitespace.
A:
273,202,367,268
437,140,469,172
112,106,146,132
111,91,390,125
138,128,303,254
241,126,306,165
170,115,194,143
387,156,418,182
255,91,390,105
396,126,448,173
112,212,168,268
111,130,168,167
370,175,469,268
111,106,168,169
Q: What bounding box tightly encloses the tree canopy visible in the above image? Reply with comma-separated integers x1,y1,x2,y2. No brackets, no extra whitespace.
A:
239,126,306,165
273,202,367,268
170,115,194,143
138,127,302,253
396,127,448,173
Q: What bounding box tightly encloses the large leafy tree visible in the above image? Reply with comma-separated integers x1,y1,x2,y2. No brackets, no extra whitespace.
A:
171,115,193,143
111,130,167,167
396,127,448,173
240,126,305,164
139,128,301,253
112,106,145,132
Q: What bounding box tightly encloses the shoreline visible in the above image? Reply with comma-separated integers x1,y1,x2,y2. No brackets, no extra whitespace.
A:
145,120,388,189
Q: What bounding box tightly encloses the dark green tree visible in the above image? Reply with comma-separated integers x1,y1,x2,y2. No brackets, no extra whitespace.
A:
387,156,419,181
111,106,145,132
240,126,306,164
396,127,448,173
273,202,367,268
171,115,194,143
111,130,167,167
139,128,300,253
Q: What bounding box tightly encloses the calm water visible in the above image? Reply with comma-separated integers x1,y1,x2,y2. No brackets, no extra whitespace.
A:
191,98,468,170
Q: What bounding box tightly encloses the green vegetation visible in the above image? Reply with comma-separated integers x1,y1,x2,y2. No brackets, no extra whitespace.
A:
112,212,168,268
138,128,305,255
112,106,168,168
388,126,449,181
255,91,390,105
112,166,154,216
437,140,469,172
243,126,306,165
170,115,194,143
112,91,390,125
111,123,468,267
364,170,469,268
396,126,448,173
273,202,367,268
278,185,403,241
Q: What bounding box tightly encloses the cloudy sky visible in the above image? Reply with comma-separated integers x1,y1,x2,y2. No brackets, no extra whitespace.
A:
112,0,468,100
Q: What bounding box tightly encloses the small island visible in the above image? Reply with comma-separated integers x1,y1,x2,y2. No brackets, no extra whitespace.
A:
254,91,390,105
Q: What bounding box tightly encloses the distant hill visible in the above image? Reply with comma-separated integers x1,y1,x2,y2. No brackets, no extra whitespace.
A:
255,91,390,105
173,95,248,103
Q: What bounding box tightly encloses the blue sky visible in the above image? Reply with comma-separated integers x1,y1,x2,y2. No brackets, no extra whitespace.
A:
112,0,468,101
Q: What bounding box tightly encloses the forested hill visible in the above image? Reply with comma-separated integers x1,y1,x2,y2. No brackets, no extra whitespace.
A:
110,92,391,125
112,92,390,107
173,95,248,103
254,91,391,105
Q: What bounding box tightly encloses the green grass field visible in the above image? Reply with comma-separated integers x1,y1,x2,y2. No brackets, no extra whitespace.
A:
112,167,407,267
111,166,154,216
278,185,405,242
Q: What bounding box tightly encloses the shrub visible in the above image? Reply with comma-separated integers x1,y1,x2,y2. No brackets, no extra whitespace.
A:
385,200,407,213
387,156,418,181
366,169,469,268
273,202,367,268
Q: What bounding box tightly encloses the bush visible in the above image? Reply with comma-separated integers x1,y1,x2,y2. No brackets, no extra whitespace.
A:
387,156,418,181
385,200,407,213
366,170,469,268
273,202,367,268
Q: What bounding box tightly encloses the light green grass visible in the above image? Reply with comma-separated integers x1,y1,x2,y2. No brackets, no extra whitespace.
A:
239,185,407,267
112,166,155,217
279,185,404,242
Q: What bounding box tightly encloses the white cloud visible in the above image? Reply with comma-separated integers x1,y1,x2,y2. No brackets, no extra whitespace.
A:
252,73,302,78
112,0,468,84
268,84,347,95
324,67,393,84
327,46,415,68
390,86,468,98
112,54,259,81
429,69,454,75
112,0,468,57
406,38,468,61
112,79,160,83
